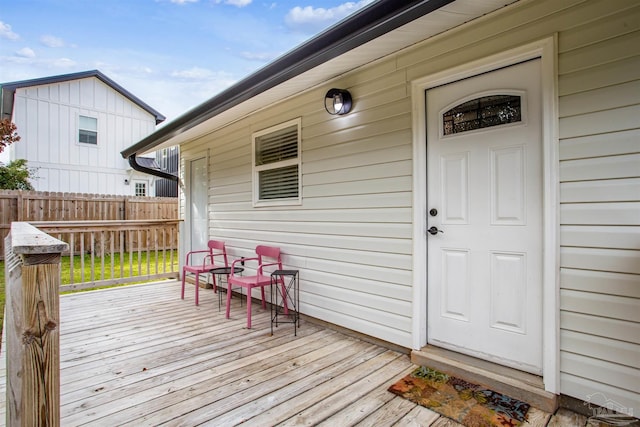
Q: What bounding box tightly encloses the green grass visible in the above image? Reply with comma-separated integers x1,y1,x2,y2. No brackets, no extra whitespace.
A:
0,252,178,338
60,252,178,287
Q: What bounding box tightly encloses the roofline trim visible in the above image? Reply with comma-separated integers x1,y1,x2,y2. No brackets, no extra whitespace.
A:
1,70,166,124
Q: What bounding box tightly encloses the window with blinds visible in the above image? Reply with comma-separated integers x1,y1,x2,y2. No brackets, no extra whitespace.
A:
252,118,301,205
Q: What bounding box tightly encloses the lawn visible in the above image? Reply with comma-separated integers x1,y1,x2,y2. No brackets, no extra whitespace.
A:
60,252,178,286
0,253,178,339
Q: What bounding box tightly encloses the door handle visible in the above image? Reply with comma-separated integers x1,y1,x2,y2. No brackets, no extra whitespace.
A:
427,226,444,235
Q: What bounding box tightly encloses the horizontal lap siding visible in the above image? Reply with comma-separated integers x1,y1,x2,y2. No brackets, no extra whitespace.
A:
398,0,639,409
180,0,640,405
181,65,415,347
557,1,640,414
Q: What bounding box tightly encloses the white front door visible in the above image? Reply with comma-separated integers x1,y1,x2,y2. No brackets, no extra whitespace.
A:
426,59,543,374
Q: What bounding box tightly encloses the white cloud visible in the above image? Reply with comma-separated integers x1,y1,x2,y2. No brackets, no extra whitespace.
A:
0,21,20,41
170,0,198,4
112,70,238,123
214,0,252,7
0,55,76,71
50,58,77,68
171,67,217,80
240,51,279,61
15,47,36,58
285,0,375,32
170,67,235,87
40,35,65,48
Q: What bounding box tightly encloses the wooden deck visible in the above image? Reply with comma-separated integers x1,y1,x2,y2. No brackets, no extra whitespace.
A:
0,281,589,426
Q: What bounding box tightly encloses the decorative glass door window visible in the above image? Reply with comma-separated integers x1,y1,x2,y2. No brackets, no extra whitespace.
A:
442,94,522,136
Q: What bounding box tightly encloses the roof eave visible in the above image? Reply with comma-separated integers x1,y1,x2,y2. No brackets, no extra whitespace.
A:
120,0,455,159
0,70,166,124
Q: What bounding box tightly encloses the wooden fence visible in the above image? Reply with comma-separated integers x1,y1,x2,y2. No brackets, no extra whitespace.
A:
0,190,178,260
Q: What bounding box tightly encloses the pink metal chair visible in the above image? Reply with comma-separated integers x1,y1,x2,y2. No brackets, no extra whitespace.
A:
226,245,286,328
181,240,228,305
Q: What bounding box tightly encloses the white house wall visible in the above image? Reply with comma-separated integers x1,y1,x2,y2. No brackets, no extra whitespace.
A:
10,76,157,195
555,1,640,413
180,0,639,412
181,84,415,346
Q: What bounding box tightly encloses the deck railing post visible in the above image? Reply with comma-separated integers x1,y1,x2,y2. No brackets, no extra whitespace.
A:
4,222,68,427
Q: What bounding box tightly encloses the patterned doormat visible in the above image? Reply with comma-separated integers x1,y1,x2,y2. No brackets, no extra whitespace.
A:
388,366,531,427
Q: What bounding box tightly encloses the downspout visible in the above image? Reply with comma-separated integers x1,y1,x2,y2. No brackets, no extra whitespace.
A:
128,153,178,181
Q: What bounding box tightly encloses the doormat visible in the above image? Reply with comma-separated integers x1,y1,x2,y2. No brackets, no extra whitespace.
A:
388,366,531,427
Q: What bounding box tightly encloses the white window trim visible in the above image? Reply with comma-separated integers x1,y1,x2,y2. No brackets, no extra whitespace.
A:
134,180,147,197
78,114,99,146
252,118,302,207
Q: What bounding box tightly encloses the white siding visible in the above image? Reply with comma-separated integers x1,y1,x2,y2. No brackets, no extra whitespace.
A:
180,0,640,412
10,76,157,195
557,1,640,413
181,74,415,346
403,1,640,411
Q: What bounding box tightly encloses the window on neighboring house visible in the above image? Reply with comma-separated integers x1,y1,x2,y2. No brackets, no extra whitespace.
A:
161,148,168,169
135,182,147,197
252,118,301,206
79,115,98,144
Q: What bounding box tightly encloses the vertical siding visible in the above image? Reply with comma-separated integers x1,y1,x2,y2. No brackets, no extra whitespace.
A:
557,2,640,414
155,147,179,197
11,77,157,195
179,0,639,412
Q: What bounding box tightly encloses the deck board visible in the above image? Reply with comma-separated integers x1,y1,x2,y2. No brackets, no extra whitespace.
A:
0,281,591,426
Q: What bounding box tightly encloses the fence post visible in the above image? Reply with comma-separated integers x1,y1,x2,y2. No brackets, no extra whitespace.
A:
17,191,24,221
4,222,68,426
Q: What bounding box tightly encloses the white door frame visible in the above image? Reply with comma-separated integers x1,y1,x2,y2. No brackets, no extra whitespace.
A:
184,151,209,254
411,37,560,393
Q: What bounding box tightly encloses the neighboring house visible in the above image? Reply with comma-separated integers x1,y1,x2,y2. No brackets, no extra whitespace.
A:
155,146,179,197
122,0,639,417
0,70,166,195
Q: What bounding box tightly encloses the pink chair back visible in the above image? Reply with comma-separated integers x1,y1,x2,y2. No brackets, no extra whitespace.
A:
256,245,282,275
209,240,229,267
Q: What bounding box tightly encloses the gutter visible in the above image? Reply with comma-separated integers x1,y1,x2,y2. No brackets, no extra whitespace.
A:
128,154,178,182
120,0,454,160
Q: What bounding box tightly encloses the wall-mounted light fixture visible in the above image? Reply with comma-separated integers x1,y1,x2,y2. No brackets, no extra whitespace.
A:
324,88,352,115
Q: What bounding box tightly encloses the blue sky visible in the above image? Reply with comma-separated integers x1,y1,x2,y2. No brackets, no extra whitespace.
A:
0,0,374,124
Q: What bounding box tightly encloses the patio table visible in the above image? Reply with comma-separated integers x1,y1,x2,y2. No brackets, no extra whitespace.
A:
210,266,244,311
270,269,300,336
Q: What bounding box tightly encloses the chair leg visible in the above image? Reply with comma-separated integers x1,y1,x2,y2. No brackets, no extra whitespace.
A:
225,282,233,319
181,269,186,300
195,273,200,306
211,273,217,293
247,288,252,329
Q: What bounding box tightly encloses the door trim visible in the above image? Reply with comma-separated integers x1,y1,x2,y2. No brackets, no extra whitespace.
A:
410,36,559,393
182,150,209,270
